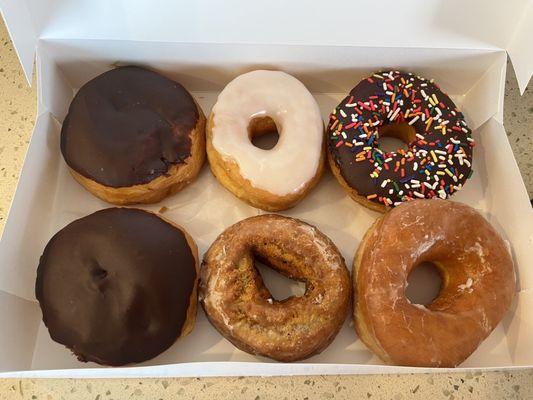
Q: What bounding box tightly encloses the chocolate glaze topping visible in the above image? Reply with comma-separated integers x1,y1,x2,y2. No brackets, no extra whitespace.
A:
61,66,199,188
327,71,474,208
35,208,197,366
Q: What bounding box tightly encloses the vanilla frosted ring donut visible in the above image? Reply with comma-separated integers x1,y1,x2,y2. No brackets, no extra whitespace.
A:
207,70,324,211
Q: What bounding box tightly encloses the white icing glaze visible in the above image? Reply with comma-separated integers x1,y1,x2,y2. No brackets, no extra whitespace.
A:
211,70,323,196
204,252,234,331
458,277,474,292
298,223,341,268
411,303,428,311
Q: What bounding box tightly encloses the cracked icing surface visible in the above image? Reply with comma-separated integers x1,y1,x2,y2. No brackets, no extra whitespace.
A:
354,199,516,367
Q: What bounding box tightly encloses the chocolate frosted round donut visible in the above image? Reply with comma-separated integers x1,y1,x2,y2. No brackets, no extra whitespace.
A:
200,214,351,362
327,70,474,212
61,66,206,205
35,208,199,366
354,199,515,367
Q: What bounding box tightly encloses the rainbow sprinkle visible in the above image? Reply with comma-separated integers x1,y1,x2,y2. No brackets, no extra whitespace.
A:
327,70,474,207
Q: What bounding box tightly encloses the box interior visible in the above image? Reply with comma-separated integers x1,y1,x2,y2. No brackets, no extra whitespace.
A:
0,39,532,375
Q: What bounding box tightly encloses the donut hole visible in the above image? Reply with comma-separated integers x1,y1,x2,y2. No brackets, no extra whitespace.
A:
405,261,443,306
90,263,108,280
254,259,306,301
248,116,280,150
378,122,416,153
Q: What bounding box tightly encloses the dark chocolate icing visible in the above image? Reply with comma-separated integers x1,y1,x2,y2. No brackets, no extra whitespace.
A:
61,66,199,188
327,71,474,207
35,208,197,366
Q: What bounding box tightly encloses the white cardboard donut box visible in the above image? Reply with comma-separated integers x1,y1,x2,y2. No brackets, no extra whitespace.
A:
0,0,532,378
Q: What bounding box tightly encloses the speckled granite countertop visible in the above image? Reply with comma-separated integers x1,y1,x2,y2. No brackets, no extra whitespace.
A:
1,18,532,400
503,63,533,199
1,372,533,399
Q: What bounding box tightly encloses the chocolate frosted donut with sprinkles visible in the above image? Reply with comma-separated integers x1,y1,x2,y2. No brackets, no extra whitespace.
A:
326,70,474,212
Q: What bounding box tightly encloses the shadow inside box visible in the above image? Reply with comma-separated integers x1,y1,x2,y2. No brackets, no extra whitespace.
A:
150,172,225,219
500,289,521,364
133,313,242,366
55,55,357,95
2,115,64,299
468,125,489,199
113,60,377,95
52,58,234,95
282,170,379,217
283,171,347,213
143,314,372,366
302,318,376,365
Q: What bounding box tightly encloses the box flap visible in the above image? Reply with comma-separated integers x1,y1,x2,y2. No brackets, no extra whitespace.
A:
1,1,533,89
506,0,533,94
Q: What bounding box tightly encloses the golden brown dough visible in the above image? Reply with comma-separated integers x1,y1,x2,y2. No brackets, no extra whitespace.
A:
353,199,515,367
206,113,324,211
327,150,386,213
200,214,351,362
206,70,325,212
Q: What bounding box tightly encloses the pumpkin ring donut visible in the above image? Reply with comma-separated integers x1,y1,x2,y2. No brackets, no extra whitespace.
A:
200,214,351,362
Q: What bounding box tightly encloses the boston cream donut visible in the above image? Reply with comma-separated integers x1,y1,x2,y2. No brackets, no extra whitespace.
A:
200,214,351,362
207,70,324,211
61,66,206,205
327,70,474,212
354,199,515,367
35,208,199,366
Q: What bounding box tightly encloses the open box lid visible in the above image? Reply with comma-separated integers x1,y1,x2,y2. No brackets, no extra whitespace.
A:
0,0,532,93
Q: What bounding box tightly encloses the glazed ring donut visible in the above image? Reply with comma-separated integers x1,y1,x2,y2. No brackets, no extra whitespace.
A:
200,214,351,362
61,66,206,205
207,70,325,211
354,199,515,367
327,70,474,212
